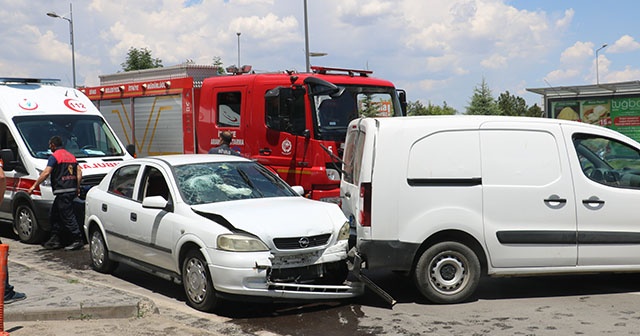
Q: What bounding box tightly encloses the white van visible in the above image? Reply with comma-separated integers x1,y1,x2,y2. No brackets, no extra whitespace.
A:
0,78,133,243
341,115,640,304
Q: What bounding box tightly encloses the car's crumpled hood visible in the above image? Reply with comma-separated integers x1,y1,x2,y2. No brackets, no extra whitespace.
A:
190,196,342,243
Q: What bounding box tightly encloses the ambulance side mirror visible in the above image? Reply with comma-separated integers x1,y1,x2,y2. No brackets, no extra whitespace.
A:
0,149,26,174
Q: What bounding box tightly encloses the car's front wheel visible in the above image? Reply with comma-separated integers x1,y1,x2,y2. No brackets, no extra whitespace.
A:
414,241,480,304
89,228,118,273
182,250,219,312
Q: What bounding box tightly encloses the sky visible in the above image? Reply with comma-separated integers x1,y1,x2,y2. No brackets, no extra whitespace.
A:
1,0,639,113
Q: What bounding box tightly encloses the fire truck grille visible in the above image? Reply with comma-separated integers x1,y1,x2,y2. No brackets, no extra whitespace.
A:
273,234,331,250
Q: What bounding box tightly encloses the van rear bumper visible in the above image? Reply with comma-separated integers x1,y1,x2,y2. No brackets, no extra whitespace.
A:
357,240,420,271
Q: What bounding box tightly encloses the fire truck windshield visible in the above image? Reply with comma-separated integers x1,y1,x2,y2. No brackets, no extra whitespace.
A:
313,85,402,141
14,115,125,159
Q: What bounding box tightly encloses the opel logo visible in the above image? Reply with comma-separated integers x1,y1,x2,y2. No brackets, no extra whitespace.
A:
298,237,310,248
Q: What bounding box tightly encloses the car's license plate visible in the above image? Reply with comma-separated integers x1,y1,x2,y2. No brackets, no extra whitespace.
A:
272,252,317,266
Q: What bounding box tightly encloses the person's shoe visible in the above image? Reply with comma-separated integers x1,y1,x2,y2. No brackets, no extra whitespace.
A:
64,240,84,251
4,291,26,304
43,235,63,250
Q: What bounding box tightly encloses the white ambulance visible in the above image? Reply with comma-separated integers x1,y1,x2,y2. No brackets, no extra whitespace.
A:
0,78,133,243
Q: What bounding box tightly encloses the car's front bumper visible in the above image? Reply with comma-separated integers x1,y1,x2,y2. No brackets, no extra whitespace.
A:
206,241,364,300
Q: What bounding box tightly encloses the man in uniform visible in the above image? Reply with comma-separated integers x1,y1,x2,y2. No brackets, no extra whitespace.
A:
28,136,84,250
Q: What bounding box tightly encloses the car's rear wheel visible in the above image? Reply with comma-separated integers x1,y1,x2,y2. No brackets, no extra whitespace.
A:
89,228,118,273
182,250,219,312
14,203,45,244
414,241,480,304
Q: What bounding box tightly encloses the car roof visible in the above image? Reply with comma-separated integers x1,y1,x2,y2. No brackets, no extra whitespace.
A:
137,154,251,166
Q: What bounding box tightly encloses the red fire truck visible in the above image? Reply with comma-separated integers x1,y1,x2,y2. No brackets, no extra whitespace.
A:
83,63,406,203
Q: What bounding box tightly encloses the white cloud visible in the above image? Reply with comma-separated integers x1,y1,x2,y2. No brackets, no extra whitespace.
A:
607,35,640,53
605,65,640,82
559,41,593,64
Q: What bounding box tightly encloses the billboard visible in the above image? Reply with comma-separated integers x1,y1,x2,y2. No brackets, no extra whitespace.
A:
550,96,640,141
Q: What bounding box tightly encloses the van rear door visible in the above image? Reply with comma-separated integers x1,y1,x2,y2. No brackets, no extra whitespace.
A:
341,119,373,244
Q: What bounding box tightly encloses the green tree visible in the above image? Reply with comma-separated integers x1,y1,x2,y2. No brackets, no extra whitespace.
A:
466,78,499,115
497,90,528,116
408,100,457,115
212,56,226,75
121,47,163,72
526,103,544,117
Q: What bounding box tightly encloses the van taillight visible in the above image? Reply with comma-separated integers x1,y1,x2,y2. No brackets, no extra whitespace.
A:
358,182,371,227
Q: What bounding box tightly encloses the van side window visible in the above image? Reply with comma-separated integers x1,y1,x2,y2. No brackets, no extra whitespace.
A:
573,134,640,188
217,92,241,127
108,165,140,199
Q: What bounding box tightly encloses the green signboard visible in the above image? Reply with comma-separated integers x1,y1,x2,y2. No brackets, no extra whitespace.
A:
550,96,640,141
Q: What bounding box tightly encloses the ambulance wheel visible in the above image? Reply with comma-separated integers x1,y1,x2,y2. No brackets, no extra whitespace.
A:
182,250,220,312
414,241,480,304
14,203,45,244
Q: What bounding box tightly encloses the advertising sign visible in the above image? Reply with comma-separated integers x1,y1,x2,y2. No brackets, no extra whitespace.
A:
550,96,640,141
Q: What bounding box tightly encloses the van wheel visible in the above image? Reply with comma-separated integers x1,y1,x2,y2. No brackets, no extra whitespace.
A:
414,241,480,304
182,250,220,312
89,228,118,273
14,204,45,244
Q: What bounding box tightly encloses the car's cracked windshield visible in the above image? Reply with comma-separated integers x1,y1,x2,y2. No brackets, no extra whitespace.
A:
175,161,296,205
15,115,125,159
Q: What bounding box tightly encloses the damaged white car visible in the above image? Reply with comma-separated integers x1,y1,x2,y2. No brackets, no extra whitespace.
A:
83,154,362,312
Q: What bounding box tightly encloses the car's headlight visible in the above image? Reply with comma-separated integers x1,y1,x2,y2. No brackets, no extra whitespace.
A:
217,234,269,252
337,221,350,241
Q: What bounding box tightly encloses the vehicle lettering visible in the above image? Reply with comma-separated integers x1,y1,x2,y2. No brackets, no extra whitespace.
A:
80,162,121,169
64,98,88,113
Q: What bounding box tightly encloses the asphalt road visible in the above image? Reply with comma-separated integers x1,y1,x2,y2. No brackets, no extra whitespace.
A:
4,223,640,335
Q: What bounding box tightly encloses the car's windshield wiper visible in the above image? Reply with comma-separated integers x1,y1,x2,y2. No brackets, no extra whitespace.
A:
236,168,263,197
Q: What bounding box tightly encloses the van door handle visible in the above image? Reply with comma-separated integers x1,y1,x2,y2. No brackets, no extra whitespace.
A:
544,197,567,203
582,199,605,205
344,191,351,198
101,204,108,212
130,213,137,221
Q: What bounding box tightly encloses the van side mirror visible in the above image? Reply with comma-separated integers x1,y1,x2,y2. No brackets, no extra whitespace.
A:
397,89,407,116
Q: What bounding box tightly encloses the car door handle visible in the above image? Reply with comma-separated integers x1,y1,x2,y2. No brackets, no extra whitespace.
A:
130,213,137,221
101,204,108,212
344,191,351,198
582,196,605,210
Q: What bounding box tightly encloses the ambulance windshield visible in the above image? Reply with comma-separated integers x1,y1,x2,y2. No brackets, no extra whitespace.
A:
14,115,125,159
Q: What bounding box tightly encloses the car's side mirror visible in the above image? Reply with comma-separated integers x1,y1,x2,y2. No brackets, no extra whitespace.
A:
142,195,168,209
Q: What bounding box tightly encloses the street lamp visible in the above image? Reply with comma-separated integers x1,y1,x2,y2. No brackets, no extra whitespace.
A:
236,32,241,68
304,0,311,72
595,43,608,85
47,3,76,88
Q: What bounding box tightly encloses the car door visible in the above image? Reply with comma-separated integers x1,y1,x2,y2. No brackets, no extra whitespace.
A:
480,122,578,268
563,124,640,266
127,163,179,272
102,164,142,254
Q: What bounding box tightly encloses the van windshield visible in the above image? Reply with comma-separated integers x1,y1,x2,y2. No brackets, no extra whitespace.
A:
14,115,125,159
312,85,401,141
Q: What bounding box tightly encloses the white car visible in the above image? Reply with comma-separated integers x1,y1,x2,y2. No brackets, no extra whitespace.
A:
84,154,362,312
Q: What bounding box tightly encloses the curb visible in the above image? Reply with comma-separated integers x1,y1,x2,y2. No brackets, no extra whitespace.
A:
3,261,159,322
